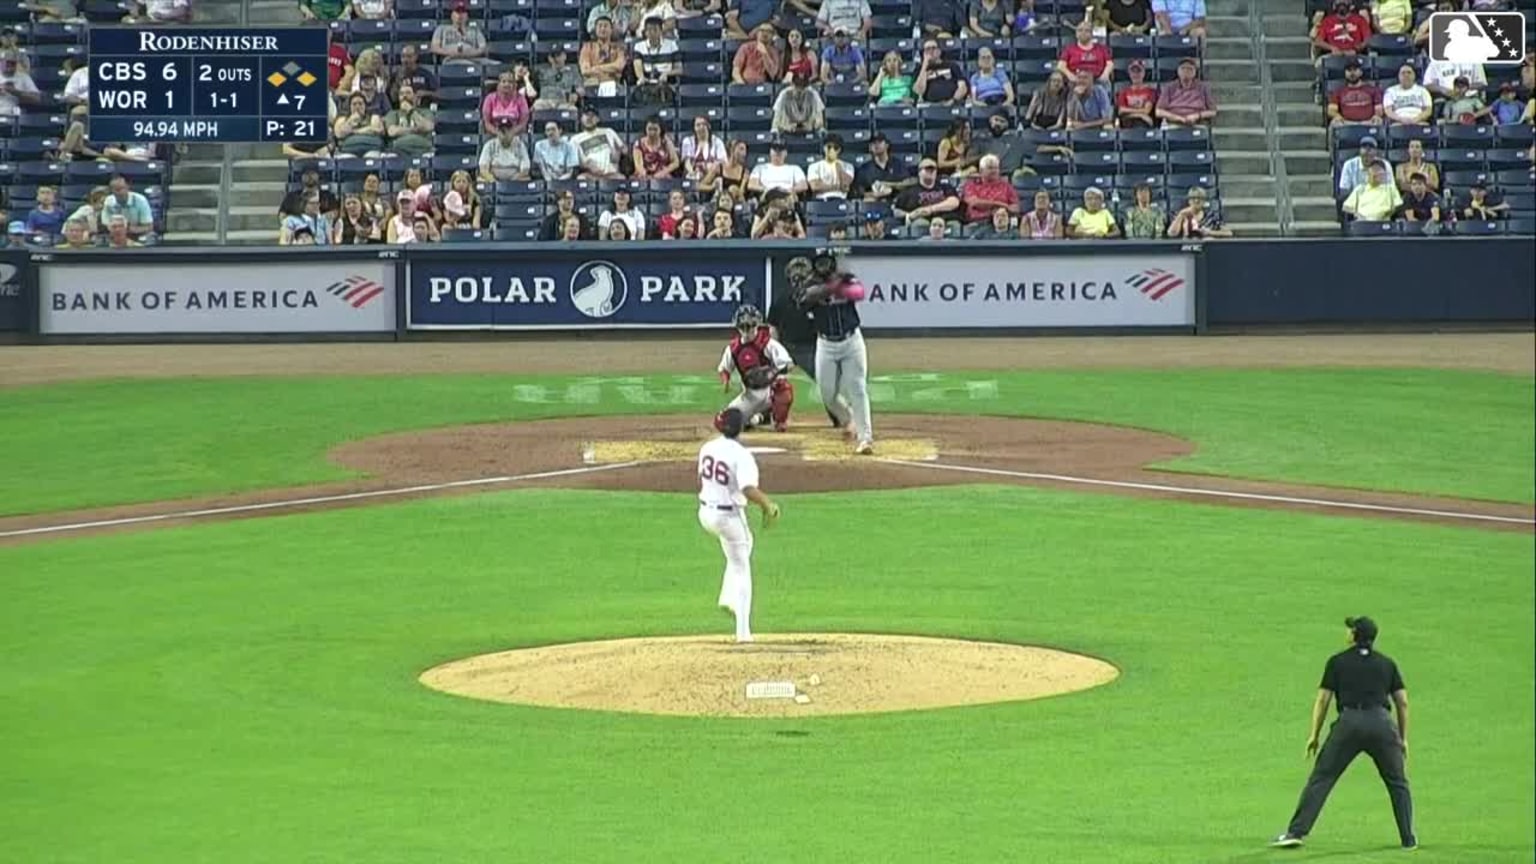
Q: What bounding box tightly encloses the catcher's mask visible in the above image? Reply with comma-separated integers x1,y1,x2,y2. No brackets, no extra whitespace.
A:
732,303,763,335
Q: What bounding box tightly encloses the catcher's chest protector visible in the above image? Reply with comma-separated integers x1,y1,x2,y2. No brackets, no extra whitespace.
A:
729,328,773,377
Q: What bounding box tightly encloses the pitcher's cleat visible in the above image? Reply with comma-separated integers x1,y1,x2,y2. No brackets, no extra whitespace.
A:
1269,834,1303,849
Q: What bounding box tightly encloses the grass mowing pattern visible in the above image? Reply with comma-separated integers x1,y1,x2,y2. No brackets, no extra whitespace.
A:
1,368,1532,515
1,486,1531,863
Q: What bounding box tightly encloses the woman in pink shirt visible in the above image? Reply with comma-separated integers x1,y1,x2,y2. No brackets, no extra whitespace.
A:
1018,189,1064,238
481,68,532,136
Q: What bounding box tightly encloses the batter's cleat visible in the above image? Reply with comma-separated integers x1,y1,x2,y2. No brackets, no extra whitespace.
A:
841,422,856,442
855,441,874,455
735,634,754,644
1269,834,1304,849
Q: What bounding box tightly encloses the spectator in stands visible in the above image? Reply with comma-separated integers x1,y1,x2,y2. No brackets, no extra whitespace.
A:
63,61,88,106
1411,0,1454,49
783,29,818,83
657,188,694,237
59,106,103,161
350,0,391,19
401,166,435,216
1067,187,1119,237
357,173,389,226
969,46,1015,107
432,1,489,65
128,0,192,21
1066,69,1113,130
773,73,826,134
817,0,871,40
535,46,582,110
333,195,379,243
1329,59,1383,125
391,46,438,108
606,219,633,240
541,189,587,239
58,218,95,249
335,92,387,156
482,69,533,136
968,206,1015,238
478,117,532,180
556,214,584,241
821,29,867,85
1026,70,1070,129
725,0,780,38
0,32,30,73
632,17,681,105
732,24,782,85
675,215,701,238
914,0,962,38
826,220,850,241
6,221,29,248
850,131,911,201
749,140,810,195
1489,82,1524,125
915,40,969,105
352,50,390,104
860,209,891,239
600,187,647,239
966,0,1013,37
868,50,913,105
1459,180,1509,219
919,216,952,240
1338,135,1387,196
632,115,681,178
573,107,628,178
1518,54,1534,101
1106,0,1154,32
588,0,636,37
385,83,434,157
808,133,854,199
1122,182,1164,237
1383,64,1432,124
25,186,65,240
1394,171,1442,229
959,154,1019,225
1311,0,1372,63
706,208,738,238
716,137,752,198
534,120,580,180
103,176,154,238
1013,0,1039,29
1151,0,1205,39
1440,75,1489,124
282,194,333,245
1371,0,1411,35
633,0,678,38
329,40,353,91
25,0,78,21
441,170,482,229
1423,56,1486,99
1341,160,1403,220
750,189,801,237
581,17,629,94
408,212,441,243
0,50,40,117
1156,57,1216,126
1060,20,1113,84
894,157,960,231
1116,60,1158,127
385,190,418,242
681,115,727,189
935,118,975,175
281,167,339,217
976,109,1029,177
1167,185,1231,237
105,215,142,248
1394,137,1438,191
69,186,107,235
298,0,346,22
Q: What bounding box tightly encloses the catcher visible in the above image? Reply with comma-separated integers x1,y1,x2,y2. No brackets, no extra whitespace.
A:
714,304,795,433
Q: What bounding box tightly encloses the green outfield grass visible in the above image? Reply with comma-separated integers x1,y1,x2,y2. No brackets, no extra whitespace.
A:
3,367,1532,515
1,486,1531,864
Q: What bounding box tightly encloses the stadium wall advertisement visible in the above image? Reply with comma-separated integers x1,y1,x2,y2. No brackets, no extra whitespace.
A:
848,252,1196,329
405,250,770,329
0,251,27,333
38,259,396,335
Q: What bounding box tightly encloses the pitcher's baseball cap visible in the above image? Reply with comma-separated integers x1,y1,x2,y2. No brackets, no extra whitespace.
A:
1345,616,1379,644
718,407,745,437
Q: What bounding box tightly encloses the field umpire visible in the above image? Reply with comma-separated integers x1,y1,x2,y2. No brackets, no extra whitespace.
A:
1272,616,1416,851
767,271,840,428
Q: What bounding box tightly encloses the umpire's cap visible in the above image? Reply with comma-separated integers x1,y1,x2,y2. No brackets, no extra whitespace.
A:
719,408,746,438
1345,616,1379,645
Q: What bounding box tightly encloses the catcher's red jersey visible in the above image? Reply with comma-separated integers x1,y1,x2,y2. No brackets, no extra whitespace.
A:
729,326,774,378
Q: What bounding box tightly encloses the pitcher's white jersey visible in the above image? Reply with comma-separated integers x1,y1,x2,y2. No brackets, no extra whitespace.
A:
697,436,759,508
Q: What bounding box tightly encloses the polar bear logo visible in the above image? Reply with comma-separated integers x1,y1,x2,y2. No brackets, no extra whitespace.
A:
570,261,629,319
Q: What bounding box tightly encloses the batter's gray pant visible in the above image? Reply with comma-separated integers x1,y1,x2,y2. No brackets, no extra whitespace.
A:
815,330,872,445
787,342,841,427
1286,707,1415,846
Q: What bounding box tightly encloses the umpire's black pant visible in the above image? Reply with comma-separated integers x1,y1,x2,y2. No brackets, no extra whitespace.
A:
786,341,840,428
1287,707,1415,846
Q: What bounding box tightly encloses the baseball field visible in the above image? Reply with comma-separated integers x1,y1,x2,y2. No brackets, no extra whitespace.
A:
1,333,1533,864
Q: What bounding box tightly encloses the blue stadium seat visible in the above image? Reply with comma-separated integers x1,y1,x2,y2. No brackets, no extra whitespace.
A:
494,201,543,221
1504,191,1536,213
1014,59,1056,83
1109,34,1153,58
1025,151,1071,175
679,83,726,106
726,105,773,131
1121,150,1167,172
1451,219,1502,236
680,105,726,128
682,62,726,84
867,37,915,57
495,179,546,200
1012,35,1060,60
1487,149,1531,171
822,81,867,106
871,105,919,129
680,39,723,63
678,14,725,35
1116,173,1165,193
1163,126,1211,151
1441,125,1496,148
727,83,774,106
1442,169,1492,188
806,199,853,223
437,109,482,133
1069,129,1116,152
1495,168,1536,189
1153,34,1198,58
1118,127,1161,151
1507,217,1536,235
7,138,54,159
1345,220,1397,236
1439,149,1488,172
395,0,439,18
825,105,870,130
65,161,114,182
439,86,484,108
486,41,534,64
442,228,491,242
1332,123,1385,149
1167,172,1215,189
533,17,580,41
870,14,911,38
1496,124,1535,148
18,162,65,184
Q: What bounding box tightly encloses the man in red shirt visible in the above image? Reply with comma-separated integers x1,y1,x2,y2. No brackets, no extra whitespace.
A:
959,154,1019,224
1116,59,1159,127
1059,19,1112,84
1328,59,1383,125
1312,0,1372,62
328,40,353,90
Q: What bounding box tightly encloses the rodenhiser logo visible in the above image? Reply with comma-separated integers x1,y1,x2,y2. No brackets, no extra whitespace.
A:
52,273,387,313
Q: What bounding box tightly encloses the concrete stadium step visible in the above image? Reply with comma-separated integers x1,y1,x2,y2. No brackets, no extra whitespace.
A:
1205,15,1249,37
169,205,276,234
248,0,298,25
1284,150,1335,176
172,161,221,185
167,183,223,209
1262,15,1313,38
1205,0,1247,15
1291,195,1343,225
1219,197,1282,224
1203,37,1254,61
1291,220,1345,236
233,159,291,184
1222,103,1322,128
1220,177,1279,199
1204,58,1259,84
1218,153,1273,175
1217,126,1326,152
1288,176,1337,198
195,0,242,24
1226,223,1283,237
1267,59,1320,83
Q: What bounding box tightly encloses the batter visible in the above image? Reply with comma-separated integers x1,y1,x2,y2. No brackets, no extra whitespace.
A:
794,251,874,454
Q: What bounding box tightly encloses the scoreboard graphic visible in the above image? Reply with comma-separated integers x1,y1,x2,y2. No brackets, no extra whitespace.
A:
87,27,330,143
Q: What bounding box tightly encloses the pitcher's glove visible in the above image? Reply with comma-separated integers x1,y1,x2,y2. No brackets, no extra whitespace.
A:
743,364,779,389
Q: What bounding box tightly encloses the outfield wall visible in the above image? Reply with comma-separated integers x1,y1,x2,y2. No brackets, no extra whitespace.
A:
5,238,1532,340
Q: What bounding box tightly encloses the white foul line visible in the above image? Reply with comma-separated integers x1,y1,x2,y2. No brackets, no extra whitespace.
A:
877,459,1536,526
0,462,644,540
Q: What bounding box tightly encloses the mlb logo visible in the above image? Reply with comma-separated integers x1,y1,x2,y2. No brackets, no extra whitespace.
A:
1427,12,1526,65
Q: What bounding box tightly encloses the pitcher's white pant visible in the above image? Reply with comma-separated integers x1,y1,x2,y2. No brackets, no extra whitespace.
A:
698,504,753,642
814,330,872,445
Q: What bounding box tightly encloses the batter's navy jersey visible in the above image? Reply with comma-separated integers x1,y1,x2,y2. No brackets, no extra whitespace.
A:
802,294,862,340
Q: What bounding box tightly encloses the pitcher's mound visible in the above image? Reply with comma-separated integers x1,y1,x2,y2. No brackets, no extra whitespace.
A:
419,633,1119,717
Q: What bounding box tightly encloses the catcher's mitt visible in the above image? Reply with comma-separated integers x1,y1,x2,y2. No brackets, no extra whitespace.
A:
742,364,779,389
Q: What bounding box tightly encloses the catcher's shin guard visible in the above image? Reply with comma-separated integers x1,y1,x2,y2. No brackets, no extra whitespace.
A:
770,377,794,429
